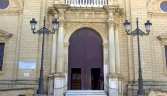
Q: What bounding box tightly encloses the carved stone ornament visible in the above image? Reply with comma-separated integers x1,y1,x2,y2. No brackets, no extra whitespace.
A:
157,34,167,40
48,4,69,18
59,19,65,27
157,34,167,44
108,20,115,28
0,29,13,40
114,23,119,29
47,7,58,16
64,42,70,47
104,5,124,16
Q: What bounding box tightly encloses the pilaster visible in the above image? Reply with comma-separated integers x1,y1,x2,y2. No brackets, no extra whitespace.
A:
114,23,120,75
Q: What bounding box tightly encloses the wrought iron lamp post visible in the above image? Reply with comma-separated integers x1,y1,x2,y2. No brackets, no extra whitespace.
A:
123,18,152,95
30,17,59,94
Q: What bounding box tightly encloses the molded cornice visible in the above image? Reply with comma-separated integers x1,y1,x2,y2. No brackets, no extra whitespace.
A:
48,4,124,17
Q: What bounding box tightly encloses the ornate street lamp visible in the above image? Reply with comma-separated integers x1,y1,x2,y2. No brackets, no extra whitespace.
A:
123,18,152,95
30,17,59,94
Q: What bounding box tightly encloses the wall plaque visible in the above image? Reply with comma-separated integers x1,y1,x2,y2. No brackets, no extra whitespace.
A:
19,61,36,69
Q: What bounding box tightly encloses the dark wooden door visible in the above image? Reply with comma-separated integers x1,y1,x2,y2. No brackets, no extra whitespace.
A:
68,28,103,90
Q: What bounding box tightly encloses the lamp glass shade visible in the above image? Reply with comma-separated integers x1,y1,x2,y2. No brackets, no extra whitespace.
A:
123,20,131,32
145,20,152,32
52,19,59,30
30,18,37,30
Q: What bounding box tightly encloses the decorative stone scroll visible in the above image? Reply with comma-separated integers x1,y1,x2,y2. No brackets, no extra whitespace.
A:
157,34,167,41
157,33,167,44
0,29,13,41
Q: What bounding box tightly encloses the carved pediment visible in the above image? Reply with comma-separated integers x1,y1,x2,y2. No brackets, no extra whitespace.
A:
157,34,167,41
0,29,13,40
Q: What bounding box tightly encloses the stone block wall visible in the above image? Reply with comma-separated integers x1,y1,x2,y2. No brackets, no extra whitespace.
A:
0,88,36,96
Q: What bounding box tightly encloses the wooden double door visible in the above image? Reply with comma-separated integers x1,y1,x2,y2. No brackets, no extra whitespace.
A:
68,28,103,90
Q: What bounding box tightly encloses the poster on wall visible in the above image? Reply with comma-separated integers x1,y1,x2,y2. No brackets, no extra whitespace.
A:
19,61,36,69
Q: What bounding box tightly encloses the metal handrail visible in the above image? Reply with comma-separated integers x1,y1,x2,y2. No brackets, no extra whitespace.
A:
103,84,119,90
54,84,68,89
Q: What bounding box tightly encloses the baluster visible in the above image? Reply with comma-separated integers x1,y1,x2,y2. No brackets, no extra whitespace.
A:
86,0,87,6
76,0,78,5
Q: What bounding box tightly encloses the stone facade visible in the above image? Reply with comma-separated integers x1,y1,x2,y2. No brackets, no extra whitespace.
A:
0,0,167,96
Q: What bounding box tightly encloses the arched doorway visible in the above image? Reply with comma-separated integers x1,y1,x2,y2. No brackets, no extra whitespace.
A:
68,28,103,90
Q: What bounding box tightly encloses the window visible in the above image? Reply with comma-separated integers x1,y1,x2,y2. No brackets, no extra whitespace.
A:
160,2,167,12
0,43,5,71
0,0,9,9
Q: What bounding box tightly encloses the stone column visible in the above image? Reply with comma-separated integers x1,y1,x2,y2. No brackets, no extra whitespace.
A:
54,8,66,96
104,6,123,96
115,23,120,75
108,20,116,74
107,10,119,96
56,9,65,73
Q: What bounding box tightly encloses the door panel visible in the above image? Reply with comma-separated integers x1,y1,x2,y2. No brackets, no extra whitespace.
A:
71,68,81,90
68,28,103,90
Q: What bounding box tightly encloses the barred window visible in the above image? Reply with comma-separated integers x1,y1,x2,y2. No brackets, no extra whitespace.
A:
0,43,5,71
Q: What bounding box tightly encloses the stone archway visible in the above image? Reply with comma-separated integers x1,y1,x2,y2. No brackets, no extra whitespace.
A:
68,28,103,90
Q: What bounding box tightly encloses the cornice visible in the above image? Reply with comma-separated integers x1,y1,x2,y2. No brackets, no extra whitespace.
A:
148,11,167,16
103,5,124,15
53,4,70,10
48,4,124,16
0,9,19,15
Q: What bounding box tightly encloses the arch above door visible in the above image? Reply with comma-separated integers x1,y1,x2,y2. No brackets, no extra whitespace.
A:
64,23,108,44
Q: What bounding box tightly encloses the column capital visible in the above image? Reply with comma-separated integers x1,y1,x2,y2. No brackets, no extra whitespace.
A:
59,19,65,27
114,23,119,29
108,20,115,28
58,9,65,20
18,9,23,15
64,42,70,47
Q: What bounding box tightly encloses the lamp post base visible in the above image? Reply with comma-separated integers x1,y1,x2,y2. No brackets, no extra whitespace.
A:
137,89,145,95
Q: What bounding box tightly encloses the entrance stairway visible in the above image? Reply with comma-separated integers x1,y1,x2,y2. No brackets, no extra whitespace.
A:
65,90,107,96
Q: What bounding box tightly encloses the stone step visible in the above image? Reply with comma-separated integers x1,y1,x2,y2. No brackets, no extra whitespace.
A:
65,90,107,96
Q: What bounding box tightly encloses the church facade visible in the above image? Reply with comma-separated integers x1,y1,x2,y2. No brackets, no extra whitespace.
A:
0,0,167,96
